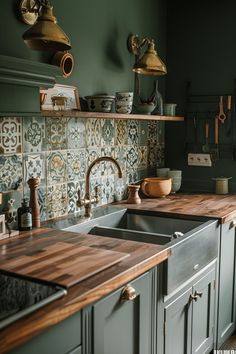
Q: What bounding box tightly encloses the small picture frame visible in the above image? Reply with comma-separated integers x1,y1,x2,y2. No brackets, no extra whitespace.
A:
40,84,81,111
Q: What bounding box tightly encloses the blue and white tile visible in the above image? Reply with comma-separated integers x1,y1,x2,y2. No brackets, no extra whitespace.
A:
85,119,101,147
113,146,127,173
128,120,139,145
46,183,67,219
101,119,115,146
46,151,67,185
23,153,45,186
67,180,85,214
100,175,115,204
100,147,116,176
139,121,148,146
67,149,86,181
23,116,46,153
0,154,22,191
45,117,67,150
127,145,139,171
67,118,86,149
0,117,22,154
148,121,158,144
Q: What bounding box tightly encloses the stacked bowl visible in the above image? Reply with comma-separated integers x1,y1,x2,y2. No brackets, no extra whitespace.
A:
115,92,133,114
167,170,182,193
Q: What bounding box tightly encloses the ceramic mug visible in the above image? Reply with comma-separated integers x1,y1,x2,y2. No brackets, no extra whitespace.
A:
164,103,177,116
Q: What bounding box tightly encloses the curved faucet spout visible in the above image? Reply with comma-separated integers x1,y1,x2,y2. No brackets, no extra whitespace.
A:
85,156,122,198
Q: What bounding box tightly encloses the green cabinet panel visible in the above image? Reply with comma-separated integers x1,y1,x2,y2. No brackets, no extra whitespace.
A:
192,267,215,354
164,287,192,354
217,221,236,347
164,261,216,354
9,312,81,354
68,345,82,354
92,271,152,354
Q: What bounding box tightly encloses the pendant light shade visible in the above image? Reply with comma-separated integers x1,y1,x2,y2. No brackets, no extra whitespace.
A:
128,35,167,76
22,3,71,52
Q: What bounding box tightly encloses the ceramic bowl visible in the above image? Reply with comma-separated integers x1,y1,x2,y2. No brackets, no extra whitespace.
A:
134,102,156,115
156,168,170,177
85,95,115,112
115,92,133,101
141,177,172,198
115,102,133,114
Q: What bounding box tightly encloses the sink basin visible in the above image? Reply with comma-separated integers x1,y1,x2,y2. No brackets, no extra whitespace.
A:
63,209,204,245
61,208,219,294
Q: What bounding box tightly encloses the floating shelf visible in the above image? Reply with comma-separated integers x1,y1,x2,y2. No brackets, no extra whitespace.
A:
41,110,184,121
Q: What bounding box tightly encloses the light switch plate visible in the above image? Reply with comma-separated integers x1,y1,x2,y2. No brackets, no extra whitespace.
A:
188,153,212,167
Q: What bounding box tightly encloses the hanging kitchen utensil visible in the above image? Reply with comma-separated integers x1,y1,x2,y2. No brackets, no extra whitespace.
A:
217,95,226,123
202,120,210,152
212,115,219,161
226,95,232,136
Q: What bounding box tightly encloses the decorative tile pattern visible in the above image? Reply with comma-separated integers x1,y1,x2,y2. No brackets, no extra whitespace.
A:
128,120,139,145
87,148,101,177
148,121,158,144
101,119,115,146
0,117,22,154
23,153,45,185
115,119,128,146
139,121,148,146
46,117,67,150
157,121,164,143
46,151,67,185
114,146,127,172
23,116,45,153
85,119,101,147
148,142,165,167
67,118,86,149
100,147,116,176
0,155,22,191
47,183,67,219
67,149,86,181
127,146,139,171
138,146,148,169
100,175,115,204
67,181,85,214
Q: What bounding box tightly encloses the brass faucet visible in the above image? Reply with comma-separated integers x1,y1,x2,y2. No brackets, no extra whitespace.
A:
77,156,123,217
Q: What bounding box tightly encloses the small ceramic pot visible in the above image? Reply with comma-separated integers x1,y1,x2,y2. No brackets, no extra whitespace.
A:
141,177,172,198
164,103,177,116
115,92,133,101
212,177,232,194
85,95,115,112
127,185,141,204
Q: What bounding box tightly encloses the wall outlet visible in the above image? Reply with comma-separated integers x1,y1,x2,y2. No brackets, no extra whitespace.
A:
188,153,212,167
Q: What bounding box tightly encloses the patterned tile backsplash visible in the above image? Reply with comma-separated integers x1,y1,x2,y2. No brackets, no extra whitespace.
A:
0,116,165,221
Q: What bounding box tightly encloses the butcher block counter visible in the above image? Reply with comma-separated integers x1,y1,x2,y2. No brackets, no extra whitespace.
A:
1,192,236,353
118,193,236,224
0,226,170,353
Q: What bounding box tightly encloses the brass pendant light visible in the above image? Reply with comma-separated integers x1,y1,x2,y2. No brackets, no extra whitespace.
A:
128,35,167,76
22,0,71,52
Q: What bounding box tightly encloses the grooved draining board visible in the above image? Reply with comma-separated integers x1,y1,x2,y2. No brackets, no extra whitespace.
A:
0,242,129,288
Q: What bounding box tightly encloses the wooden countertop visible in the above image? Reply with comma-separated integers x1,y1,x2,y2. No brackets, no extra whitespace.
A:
118,193,236,224
0,227,170,353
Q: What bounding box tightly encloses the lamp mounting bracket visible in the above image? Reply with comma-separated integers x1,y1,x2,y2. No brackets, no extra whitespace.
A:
127,35,141,56
19,0,41,25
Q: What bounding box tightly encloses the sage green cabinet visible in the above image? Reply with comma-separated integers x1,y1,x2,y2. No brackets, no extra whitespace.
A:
217,220,236,347
164,261,216,354
92,271,152,354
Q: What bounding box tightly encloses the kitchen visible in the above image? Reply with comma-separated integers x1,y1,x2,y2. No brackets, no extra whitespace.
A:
0,0,236,353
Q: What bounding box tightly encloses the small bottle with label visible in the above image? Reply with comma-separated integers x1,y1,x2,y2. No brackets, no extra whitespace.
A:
17,199,32,231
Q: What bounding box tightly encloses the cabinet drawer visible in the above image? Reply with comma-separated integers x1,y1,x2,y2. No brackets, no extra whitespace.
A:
164,219,218,294
9,312,81,354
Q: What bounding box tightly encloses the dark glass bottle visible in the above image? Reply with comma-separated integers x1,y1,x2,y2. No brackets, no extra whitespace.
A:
17,199,32,231
153,79,163,115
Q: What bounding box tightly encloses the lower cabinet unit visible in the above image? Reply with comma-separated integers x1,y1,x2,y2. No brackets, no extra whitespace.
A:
163,261,216,354
217,219,236,347
92,271,152,354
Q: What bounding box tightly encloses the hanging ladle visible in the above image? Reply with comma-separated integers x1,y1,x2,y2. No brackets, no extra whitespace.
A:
217,95,226,123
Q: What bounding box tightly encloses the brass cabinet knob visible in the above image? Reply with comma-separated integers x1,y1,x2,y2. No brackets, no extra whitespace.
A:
120,284,137,302
230,220,236,229
190,291,203,302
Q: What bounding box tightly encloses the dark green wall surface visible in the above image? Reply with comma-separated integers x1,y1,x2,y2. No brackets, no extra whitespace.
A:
0,0,166,97
165,0,236,193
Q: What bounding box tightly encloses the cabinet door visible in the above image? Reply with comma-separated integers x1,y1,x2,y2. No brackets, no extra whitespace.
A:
217,221,236,347
164,287,192,354
192,266,215,354
93,272,151,354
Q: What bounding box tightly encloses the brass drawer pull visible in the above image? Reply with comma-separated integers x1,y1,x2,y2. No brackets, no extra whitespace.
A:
120,284,137,302
230,220,236,229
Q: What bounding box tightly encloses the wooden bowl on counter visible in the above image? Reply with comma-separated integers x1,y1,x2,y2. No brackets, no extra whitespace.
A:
141,177,172,198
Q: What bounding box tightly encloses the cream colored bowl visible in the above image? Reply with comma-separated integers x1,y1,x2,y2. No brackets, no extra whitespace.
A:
141,177,172,198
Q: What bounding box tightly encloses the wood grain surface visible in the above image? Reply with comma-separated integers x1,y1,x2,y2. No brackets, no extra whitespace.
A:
0,242,129,288
117,193,236,223
0,228,169,353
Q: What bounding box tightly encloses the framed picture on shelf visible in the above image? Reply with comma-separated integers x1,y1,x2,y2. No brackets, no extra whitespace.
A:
40,84,81,111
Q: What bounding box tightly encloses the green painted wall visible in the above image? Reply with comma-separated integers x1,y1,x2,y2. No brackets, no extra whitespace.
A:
165,0,236,193
0,0,166,97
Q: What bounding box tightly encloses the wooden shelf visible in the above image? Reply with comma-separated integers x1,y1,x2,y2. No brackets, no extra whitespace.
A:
41,110,184,121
